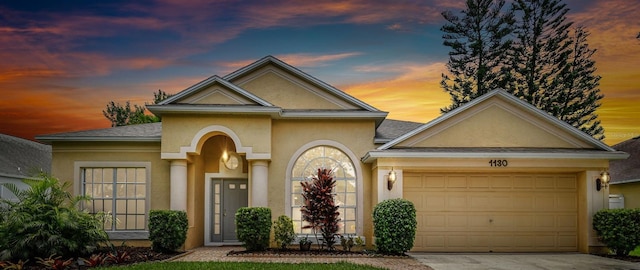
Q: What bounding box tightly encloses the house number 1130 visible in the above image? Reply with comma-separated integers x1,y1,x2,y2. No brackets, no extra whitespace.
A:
489,159,508,167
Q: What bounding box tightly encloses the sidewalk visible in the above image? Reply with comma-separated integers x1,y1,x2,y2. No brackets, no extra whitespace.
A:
171,246,431,270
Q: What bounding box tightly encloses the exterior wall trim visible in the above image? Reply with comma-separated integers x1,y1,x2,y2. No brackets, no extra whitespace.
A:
161,125,271,160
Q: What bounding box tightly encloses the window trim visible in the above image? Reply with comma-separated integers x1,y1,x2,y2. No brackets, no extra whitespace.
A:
74,161,151,240
284,140,363,236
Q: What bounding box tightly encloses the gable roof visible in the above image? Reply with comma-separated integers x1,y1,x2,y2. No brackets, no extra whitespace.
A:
0,134,51,178
147,55,387,123
610,136,640,184
363,89,628,162
223,55,380,112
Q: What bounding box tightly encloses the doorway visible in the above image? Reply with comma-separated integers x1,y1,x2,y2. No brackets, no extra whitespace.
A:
210,178,248,243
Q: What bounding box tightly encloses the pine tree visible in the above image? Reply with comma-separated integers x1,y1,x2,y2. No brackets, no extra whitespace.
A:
509,0,573,111
440,0,514,113
510,0,604,140
551,27,604,139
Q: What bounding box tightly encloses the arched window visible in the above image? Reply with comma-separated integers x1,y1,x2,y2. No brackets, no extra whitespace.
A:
290,146,357,235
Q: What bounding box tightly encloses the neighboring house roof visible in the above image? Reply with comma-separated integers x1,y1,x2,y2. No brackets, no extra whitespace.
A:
610,136,640,184
37,122,162,143
0,134,51,178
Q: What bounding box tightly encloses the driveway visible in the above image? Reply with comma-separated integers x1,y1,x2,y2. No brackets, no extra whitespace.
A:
409,253,640,270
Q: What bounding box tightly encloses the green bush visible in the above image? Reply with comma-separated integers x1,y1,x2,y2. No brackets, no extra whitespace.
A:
373,198,417,255
273,215,296,250
149,210,188,252
0,173,108,261
236,207,272,251
593,208,640,256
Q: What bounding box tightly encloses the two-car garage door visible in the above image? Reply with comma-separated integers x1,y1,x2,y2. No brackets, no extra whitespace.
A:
403,172,578,252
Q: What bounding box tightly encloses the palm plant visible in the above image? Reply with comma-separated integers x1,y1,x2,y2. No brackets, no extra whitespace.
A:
0,173,108,261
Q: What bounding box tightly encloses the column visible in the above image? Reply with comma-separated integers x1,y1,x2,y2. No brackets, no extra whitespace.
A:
251,160,269,207
170,160,188,211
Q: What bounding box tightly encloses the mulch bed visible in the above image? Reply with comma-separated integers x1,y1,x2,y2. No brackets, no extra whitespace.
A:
11,246,182,270
227,248,406,258
597,254,640,263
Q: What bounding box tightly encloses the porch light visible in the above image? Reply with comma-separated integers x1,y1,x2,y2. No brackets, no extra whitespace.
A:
387,168,397,190
596,170,610,191
221,150,229,162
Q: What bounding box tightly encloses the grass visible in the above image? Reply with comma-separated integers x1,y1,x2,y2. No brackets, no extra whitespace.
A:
630,246,640,257
98,261,385,270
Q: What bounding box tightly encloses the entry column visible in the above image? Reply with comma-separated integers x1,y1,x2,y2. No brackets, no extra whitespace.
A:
170,160,188,211
251,160,269,207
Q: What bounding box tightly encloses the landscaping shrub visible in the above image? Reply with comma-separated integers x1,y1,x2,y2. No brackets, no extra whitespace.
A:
273,215,296,250
593,208,640,256
149,210,188,252
373,198,417,255
0,173,108,261
301,168,341,250
236,207,271,251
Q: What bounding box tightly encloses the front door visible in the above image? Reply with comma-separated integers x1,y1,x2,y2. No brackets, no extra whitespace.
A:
210,179,248,243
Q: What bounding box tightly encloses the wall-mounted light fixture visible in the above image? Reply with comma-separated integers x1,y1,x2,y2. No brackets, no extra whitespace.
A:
596,170,610,191
387,168,397,190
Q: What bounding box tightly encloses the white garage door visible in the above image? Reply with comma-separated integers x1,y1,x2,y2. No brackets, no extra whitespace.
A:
404,173,578,252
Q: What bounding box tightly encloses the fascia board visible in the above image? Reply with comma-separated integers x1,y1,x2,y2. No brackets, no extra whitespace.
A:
362,150,629,163
35,136,161,143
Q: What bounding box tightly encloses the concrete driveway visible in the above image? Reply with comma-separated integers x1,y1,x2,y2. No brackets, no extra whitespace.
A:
409,253,640,270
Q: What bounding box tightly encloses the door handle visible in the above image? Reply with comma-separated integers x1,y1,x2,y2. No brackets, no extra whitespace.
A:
224,209,227,217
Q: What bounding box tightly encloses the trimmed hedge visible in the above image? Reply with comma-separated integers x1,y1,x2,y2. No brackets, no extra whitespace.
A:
236,207,272,251
373,198,417,255
593,208,640,256
149,210,188,252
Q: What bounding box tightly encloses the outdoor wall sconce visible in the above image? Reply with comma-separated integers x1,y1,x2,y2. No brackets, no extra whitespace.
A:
596,171,610,191
387,168,397,190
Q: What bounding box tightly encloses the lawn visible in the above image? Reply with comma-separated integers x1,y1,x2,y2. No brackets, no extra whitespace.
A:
98,261,385,270
630,246,640,257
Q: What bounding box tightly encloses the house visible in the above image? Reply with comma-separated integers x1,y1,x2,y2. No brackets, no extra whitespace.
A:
609,136,640,208
0,134,51,200
36,56,628,253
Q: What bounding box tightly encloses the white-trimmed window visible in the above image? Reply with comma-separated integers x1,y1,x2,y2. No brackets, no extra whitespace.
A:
81,167,148,234
290,146,357,235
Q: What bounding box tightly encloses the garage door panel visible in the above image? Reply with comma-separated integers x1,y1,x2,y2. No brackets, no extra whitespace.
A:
406,173,578,252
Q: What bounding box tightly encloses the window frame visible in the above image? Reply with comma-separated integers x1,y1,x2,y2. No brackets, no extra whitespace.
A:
285,140,363,237
75,162,151,240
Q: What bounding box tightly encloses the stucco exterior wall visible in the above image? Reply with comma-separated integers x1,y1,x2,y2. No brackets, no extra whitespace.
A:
270,119,377,240
610,182,640,209
50,141,169,209
161,115,272,155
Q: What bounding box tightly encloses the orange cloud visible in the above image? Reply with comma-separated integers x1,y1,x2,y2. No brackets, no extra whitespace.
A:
340,61,449,123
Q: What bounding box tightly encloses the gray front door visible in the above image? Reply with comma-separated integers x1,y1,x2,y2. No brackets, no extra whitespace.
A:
210,179,248,242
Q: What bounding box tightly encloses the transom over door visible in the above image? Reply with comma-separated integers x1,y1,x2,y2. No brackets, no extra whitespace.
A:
404,173,578,252
210,179,248,243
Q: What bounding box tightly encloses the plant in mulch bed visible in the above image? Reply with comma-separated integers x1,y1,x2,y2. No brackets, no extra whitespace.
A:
149,210,189,253
236,207,272,251
273,215,296,250
373,198,417,255
300,168,341,251
593,208,640,256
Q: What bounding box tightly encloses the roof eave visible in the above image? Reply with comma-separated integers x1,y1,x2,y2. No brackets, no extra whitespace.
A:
147,105,282,116
362,150,630,163
35,136,162,143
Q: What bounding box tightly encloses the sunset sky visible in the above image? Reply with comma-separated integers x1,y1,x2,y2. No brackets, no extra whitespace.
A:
0,0,638,146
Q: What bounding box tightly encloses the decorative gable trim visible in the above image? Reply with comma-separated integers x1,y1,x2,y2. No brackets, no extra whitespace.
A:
223,55,381,112
378,89,615,152
158,75,273,107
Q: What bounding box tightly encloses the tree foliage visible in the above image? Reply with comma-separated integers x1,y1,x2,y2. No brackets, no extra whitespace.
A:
103,89,172,127
440,0,605,140
440,0,514,113
300,168,341,250
0,173,108,261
